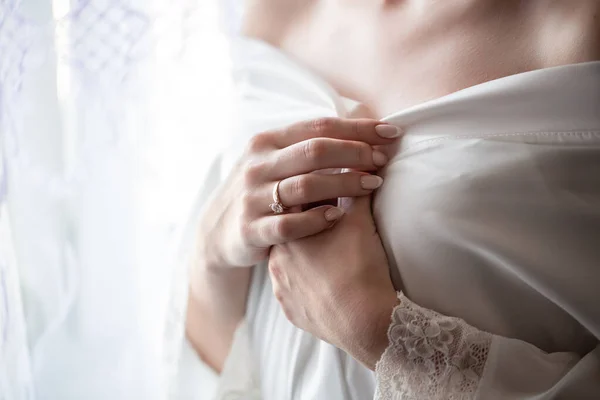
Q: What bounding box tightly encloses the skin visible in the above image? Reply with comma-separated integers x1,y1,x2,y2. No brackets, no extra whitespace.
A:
268,194,398,369
187,117,401,370
245,0,600,117
188,0,600,372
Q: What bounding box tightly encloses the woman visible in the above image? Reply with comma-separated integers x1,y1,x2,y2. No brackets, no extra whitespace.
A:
186,0,600,398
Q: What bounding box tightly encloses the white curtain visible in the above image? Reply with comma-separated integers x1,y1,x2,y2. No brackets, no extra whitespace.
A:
0,0,236,398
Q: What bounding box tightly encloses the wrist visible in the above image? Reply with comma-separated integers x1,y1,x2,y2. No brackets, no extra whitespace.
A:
346,288,398,370
189,243,234,301
194,230,231,270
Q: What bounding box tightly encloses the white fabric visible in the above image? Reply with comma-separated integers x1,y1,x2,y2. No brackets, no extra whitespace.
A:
174,337,219,400
184,37,600,399
0,1,235,398
376,292,492,399
373,60,600,399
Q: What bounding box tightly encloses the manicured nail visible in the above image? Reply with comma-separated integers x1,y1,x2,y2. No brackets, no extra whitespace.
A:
375,124,402,138
361,175,383,190
372,150,388,166
324,207,344,222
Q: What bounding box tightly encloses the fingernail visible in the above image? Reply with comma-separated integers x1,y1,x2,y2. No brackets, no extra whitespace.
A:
375,124,402,138
361,175,383,190
324,207,344,222
372,150,388,166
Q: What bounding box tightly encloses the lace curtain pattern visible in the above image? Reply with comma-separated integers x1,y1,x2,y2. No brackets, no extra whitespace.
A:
0,0,235,398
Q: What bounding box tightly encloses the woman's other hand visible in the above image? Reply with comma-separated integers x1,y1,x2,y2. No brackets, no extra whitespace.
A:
197,118,402,269
268,195,398,370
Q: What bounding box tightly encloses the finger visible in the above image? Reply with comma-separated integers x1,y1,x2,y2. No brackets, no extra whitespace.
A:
259,172,383,208
250,206,344,246
271,118,403,148
268,138,389,179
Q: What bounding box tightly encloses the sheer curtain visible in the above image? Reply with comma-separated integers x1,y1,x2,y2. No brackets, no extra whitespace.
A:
0,0,236,398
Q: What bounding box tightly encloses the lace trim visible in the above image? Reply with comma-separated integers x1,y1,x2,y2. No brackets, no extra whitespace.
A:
375,293,492,400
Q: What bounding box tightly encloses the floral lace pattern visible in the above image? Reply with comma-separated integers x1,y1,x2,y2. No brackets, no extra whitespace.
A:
375,293,492,400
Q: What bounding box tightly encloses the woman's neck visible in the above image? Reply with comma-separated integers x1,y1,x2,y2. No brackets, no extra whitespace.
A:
243,0,600,117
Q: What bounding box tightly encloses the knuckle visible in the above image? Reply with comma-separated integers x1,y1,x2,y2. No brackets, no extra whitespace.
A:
354,142,371,165
292,176,313,200
273,288,285,304
281,306,295,324
310,117,336,136
246,132,271,153
350,119,362,139
273,217,294,240
302,138,327,161
243,160,265,185
240,191,254,216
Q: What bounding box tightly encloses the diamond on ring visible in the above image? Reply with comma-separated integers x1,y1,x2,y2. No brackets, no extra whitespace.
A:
270,203,285,214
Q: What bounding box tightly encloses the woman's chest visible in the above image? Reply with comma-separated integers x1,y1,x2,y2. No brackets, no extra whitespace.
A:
276,0,600,116
371,137,598,355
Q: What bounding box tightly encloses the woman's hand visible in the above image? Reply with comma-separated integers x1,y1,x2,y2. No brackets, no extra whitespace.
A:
268,194,398,370
197,118,402,269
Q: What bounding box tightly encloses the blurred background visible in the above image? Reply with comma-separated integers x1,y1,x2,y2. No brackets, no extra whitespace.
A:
0,0,237,398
